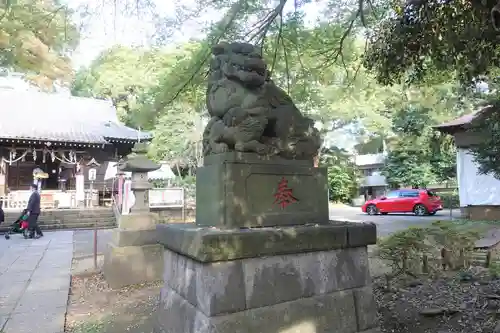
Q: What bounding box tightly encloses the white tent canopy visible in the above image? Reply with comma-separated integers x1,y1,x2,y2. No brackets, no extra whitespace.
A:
104,161,176,180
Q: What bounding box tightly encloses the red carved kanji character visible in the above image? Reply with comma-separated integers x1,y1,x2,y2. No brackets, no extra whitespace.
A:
273,177,298,209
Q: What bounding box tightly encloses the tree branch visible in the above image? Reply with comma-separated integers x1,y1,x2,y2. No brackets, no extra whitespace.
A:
164,0,246,106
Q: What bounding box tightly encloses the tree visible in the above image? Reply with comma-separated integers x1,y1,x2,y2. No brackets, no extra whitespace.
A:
383,141,438,188
71,45,182,128
71,43,209,173
71,43,207,126
320,147,359,203
148,89,206,174
0,0,79,88
363,0,500,85
382,88,461,188
469,102,500,179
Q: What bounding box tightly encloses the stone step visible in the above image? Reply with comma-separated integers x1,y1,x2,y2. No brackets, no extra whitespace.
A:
4,211,115,218
0,221,116,232
40,222,116,230
0,208,118,232
3,217,116,224
38,220,116,226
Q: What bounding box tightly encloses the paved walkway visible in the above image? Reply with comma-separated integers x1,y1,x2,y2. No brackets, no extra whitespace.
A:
0,231,73,333
73,229,111,259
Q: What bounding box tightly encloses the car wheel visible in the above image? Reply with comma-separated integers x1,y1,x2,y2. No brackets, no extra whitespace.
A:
413,204,428,216
381,212,388,215
366,204,378,215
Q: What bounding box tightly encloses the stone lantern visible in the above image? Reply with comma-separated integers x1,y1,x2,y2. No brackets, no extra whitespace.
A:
118,142,160,213
103,142,164,288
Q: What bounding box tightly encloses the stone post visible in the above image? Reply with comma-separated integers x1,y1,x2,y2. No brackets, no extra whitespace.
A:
103,142,164,288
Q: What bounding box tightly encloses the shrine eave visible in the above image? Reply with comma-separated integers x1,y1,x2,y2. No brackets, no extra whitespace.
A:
0,89,152,146
0,136,145,148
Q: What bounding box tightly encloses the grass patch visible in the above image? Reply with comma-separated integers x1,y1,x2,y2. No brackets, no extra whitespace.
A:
446,218,500,233
69,321,105,333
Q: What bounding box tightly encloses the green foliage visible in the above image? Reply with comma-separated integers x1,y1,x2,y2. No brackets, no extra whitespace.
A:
148,98,205,172
469,103,500,180
382,88,461,188
71,46,184,128
383,141,437,188
170,175,196,200
70,1,475,184
71,44,206,174
488,262,500,279
427,220,479,254
354,136,385,154
439,191,460,209
0,0,79,88
364,0,499,85
71,320,104,333
320,147,358,203
377,227,430,274
377,221,481,276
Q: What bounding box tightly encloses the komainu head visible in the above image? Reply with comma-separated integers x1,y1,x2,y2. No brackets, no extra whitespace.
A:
210,42,268,88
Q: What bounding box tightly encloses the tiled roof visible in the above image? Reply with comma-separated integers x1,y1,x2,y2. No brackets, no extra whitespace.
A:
0,89,152,143
434,105,494,133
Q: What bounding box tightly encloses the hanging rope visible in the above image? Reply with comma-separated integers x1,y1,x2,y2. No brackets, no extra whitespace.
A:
2,150,28,165
54,150,77,164
2,148,79,165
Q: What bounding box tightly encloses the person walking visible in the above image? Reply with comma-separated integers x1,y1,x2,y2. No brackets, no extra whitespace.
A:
26,184,43,239
0,200,4,226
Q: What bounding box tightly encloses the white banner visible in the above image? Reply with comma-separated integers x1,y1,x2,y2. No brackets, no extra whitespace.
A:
149,188,184,208
122,180,134,215
75,174,85,201
457,148,500,206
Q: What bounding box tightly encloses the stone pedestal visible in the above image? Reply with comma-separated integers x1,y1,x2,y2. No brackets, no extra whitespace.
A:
156,152,380,333
103,212,164,288
196,153,329,228
103,142,162,288
156,222,378,333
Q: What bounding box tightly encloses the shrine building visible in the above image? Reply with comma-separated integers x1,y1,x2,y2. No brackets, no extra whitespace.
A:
0,89,151,209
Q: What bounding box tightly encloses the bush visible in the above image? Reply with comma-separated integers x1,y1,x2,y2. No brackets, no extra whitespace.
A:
377,220,480,277
438,191,459,209
377,227,431,275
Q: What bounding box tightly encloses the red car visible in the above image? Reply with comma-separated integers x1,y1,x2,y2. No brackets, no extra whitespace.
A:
362,189,443,216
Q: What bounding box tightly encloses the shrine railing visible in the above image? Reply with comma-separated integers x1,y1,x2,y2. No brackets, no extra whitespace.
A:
0,190,98,211
110,187,186,217
148,187,185,209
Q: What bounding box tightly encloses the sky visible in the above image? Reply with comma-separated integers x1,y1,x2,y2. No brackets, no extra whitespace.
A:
65,0,326,68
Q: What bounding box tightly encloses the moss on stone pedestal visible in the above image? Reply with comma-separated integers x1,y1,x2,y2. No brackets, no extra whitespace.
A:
156,221,376,263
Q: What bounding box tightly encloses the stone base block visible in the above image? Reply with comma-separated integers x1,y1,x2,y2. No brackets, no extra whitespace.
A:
157,286,361,333
156,245,379,333
103,243,163,289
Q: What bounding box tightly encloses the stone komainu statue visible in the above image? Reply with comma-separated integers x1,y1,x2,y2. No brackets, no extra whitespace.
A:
203,41,322,160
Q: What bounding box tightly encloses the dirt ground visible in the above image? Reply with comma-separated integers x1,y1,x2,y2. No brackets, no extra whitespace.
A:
65,258,500,333
65,273,161,333
375,269,500,333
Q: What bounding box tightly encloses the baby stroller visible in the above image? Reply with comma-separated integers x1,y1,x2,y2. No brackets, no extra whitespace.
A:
4,210,29,240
